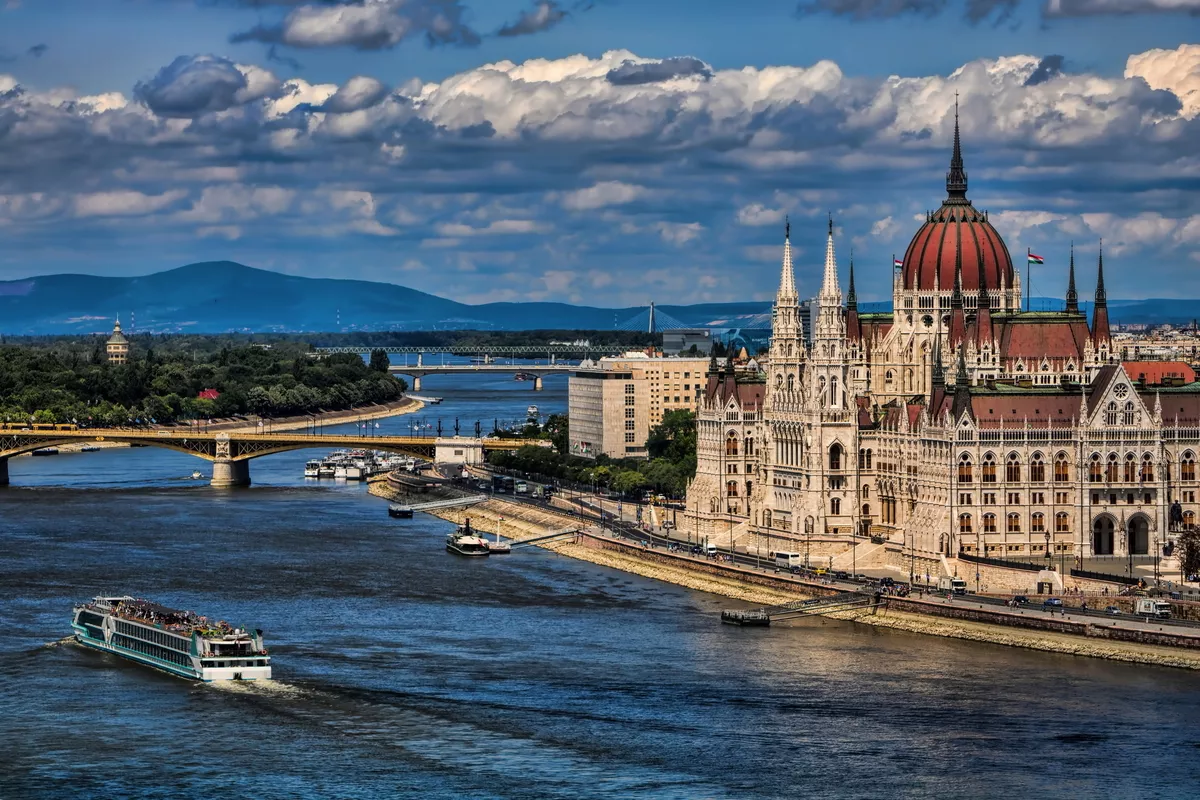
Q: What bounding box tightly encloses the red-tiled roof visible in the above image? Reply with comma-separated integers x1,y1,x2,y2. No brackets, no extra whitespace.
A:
995,317,1090,362
901,203,1014,292
1123,361,1196,386
970,393,1079,427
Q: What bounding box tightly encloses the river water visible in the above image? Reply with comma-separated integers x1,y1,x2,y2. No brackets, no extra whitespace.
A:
3,372,1200,798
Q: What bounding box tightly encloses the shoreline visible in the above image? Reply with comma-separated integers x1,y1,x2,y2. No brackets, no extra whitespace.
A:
367,483,1200,671
15,397,425,456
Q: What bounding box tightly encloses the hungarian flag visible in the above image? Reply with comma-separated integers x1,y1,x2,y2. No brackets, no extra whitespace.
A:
893,258,904,267
1027,253,1044,265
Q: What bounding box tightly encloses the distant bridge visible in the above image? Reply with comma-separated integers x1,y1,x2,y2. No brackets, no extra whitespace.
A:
316,344,626,357
0,429,534,488
388,363,576,391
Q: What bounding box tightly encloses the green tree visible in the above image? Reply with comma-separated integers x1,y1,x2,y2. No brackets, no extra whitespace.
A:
368,349,391,373
1179,529,1200,579
646,409,697,470
613,470,648,496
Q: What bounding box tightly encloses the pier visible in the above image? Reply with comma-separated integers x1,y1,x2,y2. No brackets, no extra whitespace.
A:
721,592,881,626
389,495,489,515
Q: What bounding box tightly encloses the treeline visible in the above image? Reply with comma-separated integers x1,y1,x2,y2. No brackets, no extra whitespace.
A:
489,410,697,498
0,345,406,426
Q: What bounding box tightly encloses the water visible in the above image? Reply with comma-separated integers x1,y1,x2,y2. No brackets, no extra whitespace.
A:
3,373,1200,798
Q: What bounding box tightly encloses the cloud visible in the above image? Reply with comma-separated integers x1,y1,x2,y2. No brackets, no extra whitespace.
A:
1046,0,1200,15
606,56,712,85
134,55,279,117
561,181,646,210
321,75,390,112
231,0,480,51
1024,55,1065,86
498,1,568,37
1126,44,1200,119
73,190,186,218
656,221,704,245
736,203,786,226
796,0,946,20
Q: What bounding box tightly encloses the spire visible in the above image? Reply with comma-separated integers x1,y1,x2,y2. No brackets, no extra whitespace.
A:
946,93,968,201
1092,240,1110,344
975,238,993,346
956,344,969,387
1065,241,1079,314
819,213,840,301
931,334,945,388
846,250,861,343
777,217,797,300
949,242,967,347
847,251,857,310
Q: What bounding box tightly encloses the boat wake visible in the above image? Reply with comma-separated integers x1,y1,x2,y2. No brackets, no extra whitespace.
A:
206,678,307,699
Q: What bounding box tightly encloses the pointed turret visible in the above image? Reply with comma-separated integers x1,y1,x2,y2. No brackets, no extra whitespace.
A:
931,334,945,389
819,213,841,302
946,95,968,202
975,241,993,346
1065,242,1079,314
948,242,967,347
846,251,861,343
777,217,797,300
1092,242,1110,344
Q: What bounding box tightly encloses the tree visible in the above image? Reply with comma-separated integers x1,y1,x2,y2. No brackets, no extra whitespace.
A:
612,470,648,496
1179,529,1200,579
646,409,697,472
368,349,391,373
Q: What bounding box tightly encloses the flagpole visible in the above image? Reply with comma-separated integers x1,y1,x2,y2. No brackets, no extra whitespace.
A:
1025,247,1030,312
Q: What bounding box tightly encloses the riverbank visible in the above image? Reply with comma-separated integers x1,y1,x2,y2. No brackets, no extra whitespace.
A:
367,483,1200,670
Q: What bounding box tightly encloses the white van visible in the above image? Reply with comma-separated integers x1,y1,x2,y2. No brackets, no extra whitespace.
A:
775,552,804,570
704,543,718,556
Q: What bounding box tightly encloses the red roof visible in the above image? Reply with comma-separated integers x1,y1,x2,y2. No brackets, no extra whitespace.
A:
901,202,1014,292
1123,362,1196,386
197,388,220,400
994,318,1091,363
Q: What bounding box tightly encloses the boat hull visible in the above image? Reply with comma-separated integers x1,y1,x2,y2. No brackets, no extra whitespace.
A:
72,628,271,682
446,543,490,557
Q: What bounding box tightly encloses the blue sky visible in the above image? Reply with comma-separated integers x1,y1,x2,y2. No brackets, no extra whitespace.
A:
0,0,1197,307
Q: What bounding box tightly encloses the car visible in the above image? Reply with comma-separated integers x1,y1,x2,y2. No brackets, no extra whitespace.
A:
1105,605,1121,615
878,577,896,587
833,570,849,580
1012,595,1029,605
813,568,829,576
1043,598,1064,608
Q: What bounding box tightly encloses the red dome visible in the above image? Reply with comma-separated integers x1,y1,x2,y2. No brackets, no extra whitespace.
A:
901,202,1014,292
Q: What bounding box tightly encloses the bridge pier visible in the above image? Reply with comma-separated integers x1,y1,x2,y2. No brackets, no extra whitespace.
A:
413,376,422,392
534,376,543,391
0,457,7,487
210,459,251,489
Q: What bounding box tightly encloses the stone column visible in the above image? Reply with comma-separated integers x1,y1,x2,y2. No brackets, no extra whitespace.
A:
534,376,544,391
413,376,422,392
210,459,251,488
0,457,8,487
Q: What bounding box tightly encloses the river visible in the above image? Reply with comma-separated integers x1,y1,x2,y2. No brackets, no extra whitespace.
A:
2,371,1199,798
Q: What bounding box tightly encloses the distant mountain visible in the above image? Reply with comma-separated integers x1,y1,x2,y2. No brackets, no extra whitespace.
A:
0,262,771,334
0,262,1190,335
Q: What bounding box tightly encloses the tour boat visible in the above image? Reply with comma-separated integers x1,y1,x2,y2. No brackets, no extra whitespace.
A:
446,520,491,557
304,460,321,478
190,470,203,480
71,596,271,682
388,505,414,519
318,461,336,478
80,445,101,453
31,447,59,456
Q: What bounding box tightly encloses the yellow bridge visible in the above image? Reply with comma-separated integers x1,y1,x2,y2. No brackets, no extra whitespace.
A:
0,428,535,487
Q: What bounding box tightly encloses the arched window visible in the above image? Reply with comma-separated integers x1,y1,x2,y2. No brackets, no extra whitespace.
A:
776,374,783,388
831,498,841,515
1054,453,1070,482
830,376,839,407
1089,454,1102,483
862,486,870,499
1105,402,1117,426
958,454,973,484
726,480,738,498
959,513,973,533
1005,453,1021,483
745,437,754,456
1185,511,1196,529
1030,454,1045,483
1031,512,1046,533
1183,452,1196,481
1141,453,1153,482
1124,453,1136,483
983,513,997,533
885,370,894,386
982,453,997,483
787,374,795,391
725,432,738,457
1105,453,1119,483
866,449,873,469
1123,401,1135,426
829,443,843,471
1007,513,1022,533
862,504,870,516
1055,512,1071,533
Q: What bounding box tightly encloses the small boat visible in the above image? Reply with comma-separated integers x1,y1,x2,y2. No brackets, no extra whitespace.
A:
318,462,335,478
31,447,60,456
527,405,538,418
304,460,321,478
446,519,490,557
333,465,348,480
388,505,414,519
190,470,203,480
80,445,101,453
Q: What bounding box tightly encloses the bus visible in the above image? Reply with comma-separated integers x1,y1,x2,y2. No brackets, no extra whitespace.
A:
775,552,804,570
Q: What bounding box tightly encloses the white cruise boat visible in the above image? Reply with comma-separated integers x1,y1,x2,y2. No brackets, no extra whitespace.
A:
72,596,271,682
304,460,321,478
446,520,491,557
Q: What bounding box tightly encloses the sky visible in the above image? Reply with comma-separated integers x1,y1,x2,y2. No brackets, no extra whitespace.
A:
0,1,1197,308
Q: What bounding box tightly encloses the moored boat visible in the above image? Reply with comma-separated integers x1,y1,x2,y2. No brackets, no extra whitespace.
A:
388,505,414,519
446,519,490,557
71,596,271,682
304,460,321,478
31,447,60,456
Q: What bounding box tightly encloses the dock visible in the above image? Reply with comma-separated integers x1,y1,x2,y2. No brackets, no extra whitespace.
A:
388,495,489,516
721,591,881,626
